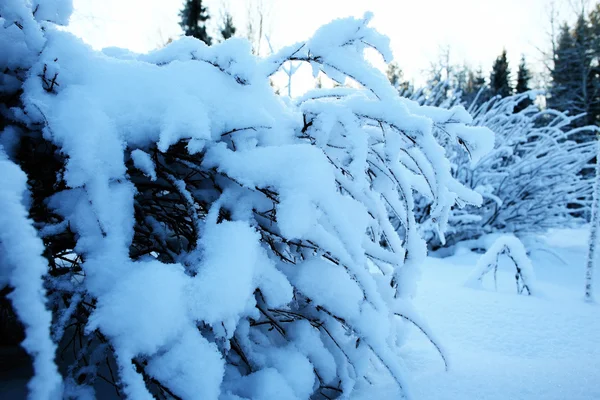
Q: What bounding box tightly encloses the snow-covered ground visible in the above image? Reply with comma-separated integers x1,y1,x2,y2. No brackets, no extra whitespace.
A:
356,227,600,400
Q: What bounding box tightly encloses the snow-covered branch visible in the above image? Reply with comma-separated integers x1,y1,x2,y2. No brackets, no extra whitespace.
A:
465,235,537,296
1,3,493,399
411,89,599,248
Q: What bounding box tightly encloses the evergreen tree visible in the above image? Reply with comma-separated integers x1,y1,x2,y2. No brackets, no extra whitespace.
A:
516,55,531,93
463,67,489,107
489,49,512,98
515,55,533,111
386,61,413,97
549,15,600,129
386,61,402,88
573,13,596,124
448,64,474,106
549,15,600,178
587,5,600,126
219,12,236,41
315,75,323,89
549,25,580,115
454,65,469,94
179,0,212,45
472,68,488,94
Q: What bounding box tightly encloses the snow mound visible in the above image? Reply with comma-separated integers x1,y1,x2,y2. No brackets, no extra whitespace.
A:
465,235,537,295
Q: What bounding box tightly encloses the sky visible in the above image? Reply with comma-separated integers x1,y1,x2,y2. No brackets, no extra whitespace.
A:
67,0,581,94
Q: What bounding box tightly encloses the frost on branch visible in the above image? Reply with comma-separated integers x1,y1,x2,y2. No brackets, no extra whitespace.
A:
465,235,537,296
1,4,493,399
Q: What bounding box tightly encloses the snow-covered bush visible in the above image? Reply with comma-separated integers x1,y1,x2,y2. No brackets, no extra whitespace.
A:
1,2,493,399
465,235,537,295
412,90,599,248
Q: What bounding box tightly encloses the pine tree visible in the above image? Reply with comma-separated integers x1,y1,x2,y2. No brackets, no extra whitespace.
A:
386,61,413,97
315,75,323,89
454,65,469,94
463,67,489,107
219,12,236,41
549,15,600,187
587,5,600,126
179,0,212,45
573,13,597,126
489,49,512,98
515,55,533,111
386,61,402,88
516,55,531,94
549,16,600,130
549,24,578,113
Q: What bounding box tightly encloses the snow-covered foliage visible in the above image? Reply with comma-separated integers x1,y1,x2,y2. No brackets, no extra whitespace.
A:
1,2,493,399
465,235,537,295
0,151,63,399
411,90,599,248
408,80,463,110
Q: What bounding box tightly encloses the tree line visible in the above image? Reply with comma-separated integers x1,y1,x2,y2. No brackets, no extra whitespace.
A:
179,0,235,45
399,4,600,127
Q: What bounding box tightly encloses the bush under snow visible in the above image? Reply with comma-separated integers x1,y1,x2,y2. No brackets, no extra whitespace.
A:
465,235,537,296
411,90,598,248
0,2,494,399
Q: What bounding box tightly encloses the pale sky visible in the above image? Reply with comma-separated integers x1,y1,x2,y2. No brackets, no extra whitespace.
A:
67,0,579,93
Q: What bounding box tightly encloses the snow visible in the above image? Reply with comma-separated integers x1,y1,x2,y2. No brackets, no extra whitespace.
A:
413,90,598,247
285,258,364,320
356,228,600,400
264,347,315,399
202,143,335,240
146,327,224,400
188,220,276,329
0,151,62,399
286,320,337,385
230,368,299,400
10,2,591,399
86,260,189,356
465,235,538,295
32,0,73,26
12,9,484,397
130,149,156,181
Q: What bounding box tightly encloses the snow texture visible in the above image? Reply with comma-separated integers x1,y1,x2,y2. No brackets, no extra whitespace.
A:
0,2,494,399
130,149,157,181
0,150,62,399
355,228,599,400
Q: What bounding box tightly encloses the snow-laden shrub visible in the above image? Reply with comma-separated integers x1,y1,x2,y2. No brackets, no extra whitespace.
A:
1,2,493,399
412,90,599,248
465,235,537,295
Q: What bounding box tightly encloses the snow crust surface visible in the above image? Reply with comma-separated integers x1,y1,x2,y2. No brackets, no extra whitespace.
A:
354,228,600,400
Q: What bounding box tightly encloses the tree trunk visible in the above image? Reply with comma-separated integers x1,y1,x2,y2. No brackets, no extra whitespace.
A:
585,137,600,302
